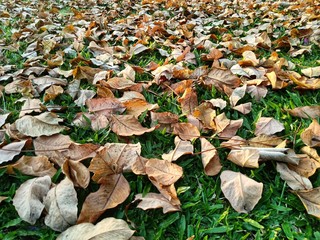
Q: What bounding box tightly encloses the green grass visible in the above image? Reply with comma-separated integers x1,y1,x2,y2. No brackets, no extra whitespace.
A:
1,0,320,239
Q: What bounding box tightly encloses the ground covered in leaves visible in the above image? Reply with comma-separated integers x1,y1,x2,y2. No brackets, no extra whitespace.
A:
1,0,320,239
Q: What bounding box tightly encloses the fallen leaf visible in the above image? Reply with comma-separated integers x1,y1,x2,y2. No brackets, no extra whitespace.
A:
287,106,320,119
276,163,312,190
124,98,159,118
150,111,179,132
178,87,198,115
74,90,95,106
233,103,252,115
200,138,222,176
192,102,216,130
17,98,42,117
78,174,130,223
300,119,320,147
248,135,284,148
301,146,320,162
146,159,183,186
207,98,227,110
110,114,155,136
57,217,134,240
227,149,260,168
106,77,136,90
86,98,125,117
62,160,90,188
0,113,10,127
0,196,8,204
288,155,320,178
134,193,181,213
6,155,56,177
162,136,193,162
214,113,230,133
301,66,320,78
173,122,200,141
289,72,320,90
218,119,243,139
13,175,51,224
32,76,68,93
220,170,263,213
246,85,268,101
255,117,284,136
15,112,68,137
229,84,247,107
295,187,320,218
0,140,27,164
43,85,64,102
44,178,78,232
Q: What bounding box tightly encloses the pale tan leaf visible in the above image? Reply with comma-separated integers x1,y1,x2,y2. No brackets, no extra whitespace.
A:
295,187,320,218
78,174,130,223
288,106,320,119
214,113,230,133
200,138,222,176
15,112,67,137
44,178,78,232
220,136,247,150
253,148,300,165
220,170,263,213
118,64,135,82
227,149,259,168
0,196,8,204
246,85,268,102
134,193,181,213
173,122,200,141
162,136,193,162
86,98,125,117
218,119,243,139
255,117,284,136
232,103,252,115
106,77,136,90
32,76,68,93
207,98,227,110
13,175,51,224
0,140,27,164
276,163,312,190
301,119,320,147
124,99,159,118
204,68,241,92
288,155,320,178
229,84,247,107
178,87,198,115
62,160,90,188
248,135,284,147
301,66,320,78
132,156,148,175
61,143,99,162
146,159,183,186
110,114,155,136
192,102,216,130
43,85,64,102
74,90,95,107
149,179,180,206
17,98,42,117
301,146,320,162
7,155,56,177
0,113,10,127
57,217,134,240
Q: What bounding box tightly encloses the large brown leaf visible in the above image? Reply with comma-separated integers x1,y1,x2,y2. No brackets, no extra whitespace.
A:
57,217,134,240
78,174,130,223
254,117,284,136
0,140,28,164
110,114,155,136
62,160,90,188
220,170,263,213
204,67,241,92
13,175,51,224
227,149,260,168
295,187,320,218
162,136,193,162
86,98,125,117
178,87,198,115
200,138,222,176
44,178,78,232
300,119,320,147
173,122,200,141
288,106,320,119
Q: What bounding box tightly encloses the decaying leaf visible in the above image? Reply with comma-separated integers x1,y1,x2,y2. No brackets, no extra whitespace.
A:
13,175,51,224
134,193,181,213
173,122,200,141
86,98,125,116
78,174,130,223
204,68,241,92
62,160,90,188
227,149,260,168
276,163,312,191
44,178,78,232
200,138,222,176
288,106,320,119
0,113,10,127
220,170,263,213
301,66,320,78
15,112,67,137
0,140,28,164
6,155,56,177
110,114,155,136
300,119,320,147
43,85,64,102
288,155,320,178
162,136,193,162
57,217,134,240
255,117,284,136
295,187,320,219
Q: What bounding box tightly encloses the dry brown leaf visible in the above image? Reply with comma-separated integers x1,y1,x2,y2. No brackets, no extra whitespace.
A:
178,87,198,115
62,160,90,188
276,163,312,190
162,136,193,162
43,85,64,102
124,99,159,118
192,102,216,130
301,119,320,147
288,155,320,178
233,103,252,115
220,136,247,150
218,119,243,139
106,77,136,90
248,135,284,148
246,85,268,102
149,179,181,206
214,113,230,133
301,146,320,162
57,217,134,240
227,149,260,168
146,159,183,186
0,113,10,127
200,138,222,176
32,76,68,93
13,175,51,224
207,98,227,110
15,112,68,137
134,193,181,213
78,174,130,223
204,68,241,93
44,178,78,232
0,140,28,164
132,156,148,175
173,122,200,141
74,90,95,107
17,98,42,117
295,187,320,218
288,106,320,119
86,98,125,117
6,155,56,177
61,143,99,162
255,117,284,136
110,114,155,136
0,196,8,204
229,84,247,107
73,66,101,83
301,66,320,78
220,170,263,213
289,72,320,90
150,111,179,132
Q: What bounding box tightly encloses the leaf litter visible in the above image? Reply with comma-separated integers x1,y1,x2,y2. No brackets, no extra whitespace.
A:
0,0,320,238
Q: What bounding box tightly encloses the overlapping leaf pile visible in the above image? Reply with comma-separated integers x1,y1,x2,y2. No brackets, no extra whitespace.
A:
1,0,320,238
